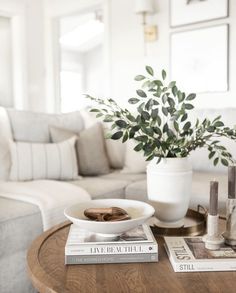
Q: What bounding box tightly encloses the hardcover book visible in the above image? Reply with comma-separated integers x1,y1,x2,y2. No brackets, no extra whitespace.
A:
164,236,236,272
65,224,158,264
65,253,158,265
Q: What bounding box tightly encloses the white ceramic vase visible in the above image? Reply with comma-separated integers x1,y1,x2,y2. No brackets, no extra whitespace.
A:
147,157,192,227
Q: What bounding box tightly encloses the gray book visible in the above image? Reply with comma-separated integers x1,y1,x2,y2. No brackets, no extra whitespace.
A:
65,253,158,265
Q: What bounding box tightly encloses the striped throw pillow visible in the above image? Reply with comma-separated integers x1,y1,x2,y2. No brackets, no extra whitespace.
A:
9,136,79,181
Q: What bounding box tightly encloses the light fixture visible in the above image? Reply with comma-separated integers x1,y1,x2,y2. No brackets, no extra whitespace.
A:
135,0,157,43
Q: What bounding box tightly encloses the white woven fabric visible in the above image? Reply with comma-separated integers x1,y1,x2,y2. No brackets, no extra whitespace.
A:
0,180,91,230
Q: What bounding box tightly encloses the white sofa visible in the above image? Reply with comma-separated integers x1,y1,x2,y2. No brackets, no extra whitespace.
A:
0,107,235,293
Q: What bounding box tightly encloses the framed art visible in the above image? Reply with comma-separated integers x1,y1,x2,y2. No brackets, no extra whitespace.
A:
170,24,229,94
170,0,229,27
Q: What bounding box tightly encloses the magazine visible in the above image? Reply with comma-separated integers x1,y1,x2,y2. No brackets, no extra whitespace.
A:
164,236,236,272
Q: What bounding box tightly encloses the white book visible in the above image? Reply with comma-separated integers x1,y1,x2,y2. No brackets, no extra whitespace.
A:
65,253,158,265
65,224,158,256
164,236,236,272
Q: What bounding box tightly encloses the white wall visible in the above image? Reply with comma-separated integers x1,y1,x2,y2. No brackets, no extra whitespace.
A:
0,16,13,107
109,0,236,109
84,45,104,96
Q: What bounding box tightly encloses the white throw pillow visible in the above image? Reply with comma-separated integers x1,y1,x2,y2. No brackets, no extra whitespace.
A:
9,137,79,181
121,140,148,173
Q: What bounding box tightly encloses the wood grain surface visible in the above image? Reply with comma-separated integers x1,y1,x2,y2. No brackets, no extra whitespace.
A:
27,220,236,293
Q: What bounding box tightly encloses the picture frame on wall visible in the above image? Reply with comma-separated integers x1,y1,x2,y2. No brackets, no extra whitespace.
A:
170,24,229,94
170,0,229,27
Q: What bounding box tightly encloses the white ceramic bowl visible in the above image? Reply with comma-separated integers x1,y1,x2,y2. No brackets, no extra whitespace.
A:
64,199,155,237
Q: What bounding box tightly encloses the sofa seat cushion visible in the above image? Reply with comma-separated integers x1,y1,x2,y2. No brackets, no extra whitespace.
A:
124,171,228,215
70,177,131,199
0,198,42,258
125,180,148,202
100,172,146,182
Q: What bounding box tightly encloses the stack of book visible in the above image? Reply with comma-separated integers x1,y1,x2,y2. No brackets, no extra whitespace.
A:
65,224,158,265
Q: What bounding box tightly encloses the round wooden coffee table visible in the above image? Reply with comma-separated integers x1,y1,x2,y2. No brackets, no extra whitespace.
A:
27,221,236,293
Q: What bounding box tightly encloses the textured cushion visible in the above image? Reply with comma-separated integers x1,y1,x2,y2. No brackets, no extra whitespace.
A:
0,107,12,180
122,140,147,173
80,109,126,169
70,177,130,199
9,137,78,181
7,109,84,143
50,123,110,176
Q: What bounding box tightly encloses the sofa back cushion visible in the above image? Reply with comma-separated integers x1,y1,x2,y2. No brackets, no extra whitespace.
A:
81,109,126,169
50,123,110,176
189,108,236,173
0,107,12,180
7,109,84,143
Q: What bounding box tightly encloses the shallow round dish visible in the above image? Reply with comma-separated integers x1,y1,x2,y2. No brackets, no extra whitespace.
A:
64,199,155,237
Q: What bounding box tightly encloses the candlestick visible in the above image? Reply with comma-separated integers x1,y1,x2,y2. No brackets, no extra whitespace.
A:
203,180,224,250
223,166,236,246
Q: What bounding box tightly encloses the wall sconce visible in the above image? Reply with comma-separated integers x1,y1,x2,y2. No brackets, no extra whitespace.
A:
135,0,157,43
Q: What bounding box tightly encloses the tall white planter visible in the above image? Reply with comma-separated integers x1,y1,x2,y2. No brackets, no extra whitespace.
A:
147,157,192,227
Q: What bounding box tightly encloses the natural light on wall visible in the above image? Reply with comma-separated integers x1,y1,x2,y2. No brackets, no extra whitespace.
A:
59,9,104,113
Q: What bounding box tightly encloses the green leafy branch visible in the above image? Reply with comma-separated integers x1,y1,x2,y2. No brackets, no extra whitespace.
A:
85,66,236,166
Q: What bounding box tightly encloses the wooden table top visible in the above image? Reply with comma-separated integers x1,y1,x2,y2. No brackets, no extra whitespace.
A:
27,220,236,293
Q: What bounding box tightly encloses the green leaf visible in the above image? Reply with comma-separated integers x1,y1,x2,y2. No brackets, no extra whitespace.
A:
142,111,150,120
90,109,100,112
184,103,194,110
96,113,103,118
156,115,162,126
135,75,145,81
167,97,175,108
208,151,216,159
142,80,151,88
174,121,179,132
122,132,128,143
221,158,229,166
146,66,154,76
145,99,154,111
186,93,196,101
162,107,168,116
136,89,147,98
213,157,219,166
168,81,176,88
162,70,166,80
111,131,123,140
126,114,135,122
154,80,163,87
177,91,184,102
162,94,168,104
134,143,143,152
146,154,155,161
151,108,159,119
128,98,140,104
163,123,169,133
183,121,191,131
153,127,162,136
214,121,224,127
135,135,148,142
115,120,128,128
172,86,178,96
